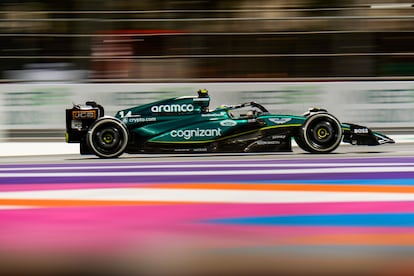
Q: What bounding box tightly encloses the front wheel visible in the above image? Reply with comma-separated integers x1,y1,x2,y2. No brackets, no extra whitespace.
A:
296,113,343,153
87,117,129,158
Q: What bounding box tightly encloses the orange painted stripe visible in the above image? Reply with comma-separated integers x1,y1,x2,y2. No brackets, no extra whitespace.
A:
144,183,414,193
0,199,198,208
290,233,414,246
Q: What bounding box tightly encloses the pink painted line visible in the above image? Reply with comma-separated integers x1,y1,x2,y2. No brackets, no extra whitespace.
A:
86,201,414,219
1,202,414,253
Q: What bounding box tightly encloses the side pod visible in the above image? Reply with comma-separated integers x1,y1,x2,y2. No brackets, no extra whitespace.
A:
342,123,395,145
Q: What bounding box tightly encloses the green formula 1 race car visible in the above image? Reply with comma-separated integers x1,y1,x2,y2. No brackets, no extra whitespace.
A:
66,89,394,158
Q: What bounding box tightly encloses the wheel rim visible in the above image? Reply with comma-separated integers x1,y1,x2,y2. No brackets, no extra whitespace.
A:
102,132,114,144
88,119,128,158
311,121,334,143
304,114,342,152
94,127,121,151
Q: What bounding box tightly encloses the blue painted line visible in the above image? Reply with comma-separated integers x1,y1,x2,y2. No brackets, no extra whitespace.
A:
245,178,414,186
206,213,414,227
210,245,414,255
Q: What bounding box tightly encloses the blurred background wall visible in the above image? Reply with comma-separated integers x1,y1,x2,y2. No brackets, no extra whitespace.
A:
1,0,414,82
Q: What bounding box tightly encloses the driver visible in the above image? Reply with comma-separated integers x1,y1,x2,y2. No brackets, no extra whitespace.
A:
245,110,256,118
198,88,209,98
197,88,210,113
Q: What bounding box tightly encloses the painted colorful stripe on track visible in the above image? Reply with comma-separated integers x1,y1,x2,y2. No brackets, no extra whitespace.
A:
2,156,414,257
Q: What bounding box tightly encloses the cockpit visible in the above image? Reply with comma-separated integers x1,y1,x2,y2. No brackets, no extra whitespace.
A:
213,101,269,119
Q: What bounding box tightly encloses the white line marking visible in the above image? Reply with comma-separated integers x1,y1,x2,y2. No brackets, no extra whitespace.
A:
1,188,414,203
0,166,413,178
0,205,36,210
0,162,413,172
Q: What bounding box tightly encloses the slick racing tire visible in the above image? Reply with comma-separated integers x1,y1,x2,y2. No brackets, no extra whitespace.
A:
296,113,343,153
87,117,129,158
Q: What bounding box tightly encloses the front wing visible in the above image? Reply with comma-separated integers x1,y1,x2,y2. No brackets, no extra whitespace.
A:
342,123,395,145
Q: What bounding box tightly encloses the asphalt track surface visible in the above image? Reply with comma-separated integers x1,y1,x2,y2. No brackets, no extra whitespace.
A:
2,143,414,276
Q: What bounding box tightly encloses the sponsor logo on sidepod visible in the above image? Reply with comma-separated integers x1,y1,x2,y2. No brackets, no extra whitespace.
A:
170,128,222,140
220,120,237,126
151,104,194,113
269,118,292,124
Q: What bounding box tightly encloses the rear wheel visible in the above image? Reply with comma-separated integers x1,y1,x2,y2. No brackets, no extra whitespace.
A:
296,113,342,153
87,117,128,158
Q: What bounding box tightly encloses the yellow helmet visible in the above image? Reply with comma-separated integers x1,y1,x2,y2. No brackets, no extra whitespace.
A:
198,88,208,96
